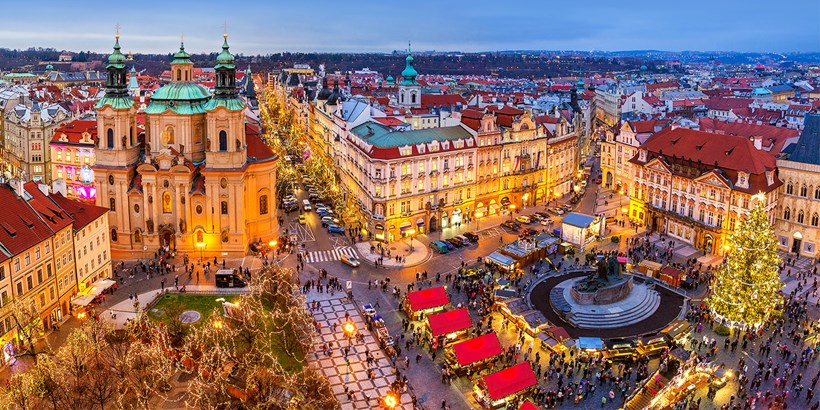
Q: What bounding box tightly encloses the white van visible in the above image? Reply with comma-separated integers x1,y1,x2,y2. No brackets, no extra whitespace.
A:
302,199,312,211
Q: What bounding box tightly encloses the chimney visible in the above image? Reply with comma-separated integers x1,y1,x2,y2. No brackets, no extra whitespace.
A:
9,178,25,197
52,180,67,197
753,136,763,150
38,183,50,196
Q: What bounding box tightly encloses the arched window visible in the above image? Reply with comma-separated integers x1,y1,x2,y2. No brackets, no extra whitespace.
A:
219,130,228,151
786,181,794,195
107,128,114,149
196,230,204,244
134,230,142,243
801,185,808,197
259,195,268,215
162,192,173,214
784,207,790,220
798,210,805,224
411,92,417,104
110,228,118,242
176,69,181,81
109,197,116,212
815,187,820,200
812,213,819,227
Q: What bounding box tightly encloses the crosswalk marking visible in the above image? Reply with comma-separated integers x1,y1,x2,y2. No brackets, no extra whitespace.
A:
305,246,358,263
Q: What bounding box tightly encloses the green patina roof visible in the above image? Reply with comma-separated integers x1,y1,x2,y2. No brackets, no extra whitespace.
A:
108,36,127,68
95,95,134,110
400,52,418,85
215,35,235,69
2,73,36,78
171,42,193,65
151,82,211,101
144,101,209,115
204,98,245,111
351,122,470,148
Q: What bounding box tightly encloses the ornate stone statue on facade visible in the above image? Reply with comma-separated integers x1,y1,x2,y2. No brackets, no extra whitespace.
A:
146,219,154,234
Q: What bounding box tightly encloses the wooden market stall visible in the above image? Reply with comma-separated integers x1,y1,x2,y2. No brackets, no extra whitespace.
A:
660,266,684,287
495,297,548,336
518,400,539,410
426,308,473,348
473,362,537,409
446,332,503,376
536,326,573,354
403,286,449,320
637,260,663,277
661,320,692,343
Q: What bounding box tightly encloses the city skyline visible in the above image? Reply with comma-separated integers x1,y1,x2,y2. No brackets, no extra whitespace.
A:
0,0,817,54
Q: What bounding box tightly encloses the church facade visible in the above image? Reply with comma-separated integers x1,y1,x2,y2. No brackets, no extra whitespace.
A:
94,34,277,258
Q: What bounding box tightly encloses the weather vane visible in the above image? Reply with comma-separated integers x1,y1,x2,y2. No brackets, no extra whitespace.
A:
115,23,120,39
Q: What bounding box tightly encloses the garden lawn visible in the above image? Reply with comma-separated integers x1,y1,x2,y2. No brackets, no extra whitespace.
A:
147,294,238,326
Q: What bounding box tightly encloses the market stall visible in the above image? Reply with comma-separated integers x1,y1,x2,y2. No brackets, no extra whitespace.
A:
637,260,663,277
473,362,537,409
661,320,692,343
637,334,670,356
495,297,548,336
446,332,503,376
518,400,539,410
576,337,604,361
403,286,449,320
561,212,605,251
536,326,573,353
660,266,684,287
486,252,516,273
426,308,473,348
603,339,638,362
71,278,117,315
498,233,560,267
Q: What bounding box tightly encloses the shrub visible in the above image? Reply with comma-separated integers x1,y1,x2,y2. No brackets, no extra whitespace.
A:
714,325,731,336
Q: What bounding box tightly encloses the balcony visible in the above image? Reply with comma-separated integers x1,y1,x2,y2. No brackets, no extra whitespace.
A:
389,176,397,182
430,170,439,176
454,165,463,171
443,167,450,172
467,163,474,170
418,172,425,178
401,174,412,181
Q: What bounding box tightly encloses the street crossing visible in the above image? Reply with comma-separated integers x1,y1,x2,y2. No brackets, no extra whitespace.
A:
304,246,358,263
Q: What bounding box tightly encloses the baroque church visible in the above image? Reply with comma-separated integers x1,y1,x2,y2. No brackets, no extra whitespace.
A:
93,34,277,258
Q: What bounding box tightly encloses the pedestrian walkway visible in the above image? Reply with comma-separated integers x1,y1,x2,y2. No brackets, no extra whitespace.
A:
305,246,359,263
307,293,413,409
353,240,430,268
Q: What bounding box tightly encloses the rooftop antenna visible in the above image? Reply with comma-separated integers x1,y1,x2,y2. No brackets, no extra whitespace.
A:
408,41,411,54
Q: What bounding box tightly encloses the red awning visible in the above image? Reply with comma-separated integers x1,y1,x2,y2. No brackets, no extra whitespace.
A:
482,362,537,401
406,286,449,311
545,326,571,342
453,332,503,366
519,400,540,410
661,266,684,278
427,308,472,337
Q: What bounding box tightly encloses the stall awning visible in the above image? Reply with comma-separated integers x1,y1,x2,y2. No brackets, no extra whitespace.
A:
639,260,663,270
406,286,449,312
661,266,684,279
482,362,537,401
453,332,503,366
562,212,595,228
487,252,515,268
545,326,571,342
71,295,95,307
577,337,604,350
91,278,116,290
428,308,472,337
519,400,540,410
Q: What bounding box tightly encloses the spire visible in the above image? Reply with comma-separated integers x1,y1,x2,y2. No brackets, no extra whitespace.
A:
103,32,128,97
400,41,418,85
213,34,238,99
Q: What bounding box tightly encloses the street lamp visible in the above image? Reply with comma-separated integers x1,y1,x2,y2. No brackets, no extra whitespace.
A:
196,242,205,263
474,211,483,231
382,392,399,409
509,204,516,220
406,228,416,252
343,321,356,338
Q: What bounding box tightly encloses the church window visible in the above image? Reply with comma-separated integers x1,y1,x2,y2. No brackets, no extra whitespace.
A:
783,207,790,220
107,128,114,149
162,192,173,213
110,229,118,242
176,69,181,82
130,127,134,146
109,198,116,212
411,93,417,104
219,130,228,151
798,210,805,224
813,213,819,227
801,185,808,197
259,195,268,215
221,201,228,215
196,230,204,244
815,187,820,200
134,204,140,213
786,181,793,195
196,205,203,215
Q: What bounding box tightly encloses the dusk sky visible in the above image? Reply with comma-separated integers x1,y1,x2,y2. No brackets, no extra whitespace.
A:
1,0,817,54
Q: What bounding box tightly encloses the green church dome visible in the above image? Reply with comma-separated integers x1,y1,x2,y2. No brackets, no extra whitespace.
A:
171,43,192,65
150,82,211,102
215,35,235,69
107,36,127,67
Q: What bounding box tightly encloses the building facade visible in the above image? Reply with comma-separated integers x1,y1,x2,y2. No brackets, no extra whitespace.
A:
775,114,820,260
629,127,781,256
49,119,98,202
3,101,71,182
93,35,277,258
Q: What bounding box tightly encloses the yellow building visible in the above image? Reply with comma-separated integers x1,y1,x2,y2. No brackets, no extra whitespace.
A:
93,35,277,258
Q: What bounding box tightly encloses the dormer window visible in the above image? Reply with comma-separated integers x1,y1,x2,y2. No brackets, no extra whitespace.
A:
442,141,450,150
766,170,774,186
417,144,426,154
638,149,647,162
737,171,749,189
399,146,412,156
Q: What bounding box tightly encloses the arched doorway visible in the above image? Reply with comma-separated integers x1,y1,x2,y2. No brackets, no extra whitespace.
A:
606,172,613,188
429,216,437,232
704,234,714,254
792,231,803,254
160,229,175,251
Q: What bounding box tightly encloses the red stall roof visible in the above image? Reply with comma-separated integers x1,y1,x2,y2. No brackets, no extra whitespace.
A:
428,308,472,337
482,362,537,401
453,332,503,366
661,266,684,278
406,286,449,311
545,326,571,342
519,400,540,410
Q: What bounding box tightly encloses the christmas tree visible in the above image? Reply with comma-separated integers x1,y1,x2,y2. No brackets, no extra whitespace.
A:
708,194,783,328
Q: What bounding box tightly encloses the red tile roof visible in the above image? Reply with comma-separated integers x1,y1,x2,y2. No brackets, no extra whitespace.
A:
627,120,671,134
420,94,466,109
460,109,484,131
372,117,406,127
0,183,55,262
48,192,108,231
697,118,799,154
705,97,753,111
50,119,97,144
645,81,679,92
246,133,277,162
24,182,73,232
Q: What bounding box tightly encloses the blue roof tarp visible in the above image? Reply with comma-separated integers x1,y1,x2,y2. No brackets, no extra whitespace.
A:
562,212,596,228
487,252,515,267
577,337,604,350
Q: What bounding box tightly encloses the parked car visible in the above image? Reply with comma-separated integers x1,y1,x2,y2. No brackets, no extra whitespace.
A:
521,228,538,236
447,237,464,247
516,215,532,224
341,254,360,267
321,216,340,227
534,211,550,219
440,239,455,250
317,208,334,217
298,215,306,224
551,207,566,215
430,240,450,254
463,232,479,242
327,224,345,234
501,220,520,231
539,217,553,226
455,235,471,245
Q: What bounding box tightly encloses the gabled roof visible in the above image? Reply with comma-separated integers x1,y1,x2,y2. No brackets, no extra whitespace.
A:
50,119,97,144
0,183,58,262
783,114,820,165
697,118,799,155
705,97,753,111
48,192,108,231
24,182,73,232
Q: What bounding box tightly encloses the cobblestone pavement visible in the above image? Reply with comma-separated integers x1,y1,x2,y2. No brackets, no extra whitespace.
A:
306,291,413,409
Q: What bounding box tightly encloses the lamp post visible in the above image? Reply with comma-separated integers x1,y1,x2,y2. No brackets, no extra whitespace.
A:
406,228,416,252
509,204,516,220
474,211,483,231
382,391,399,409
196,242,205,263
